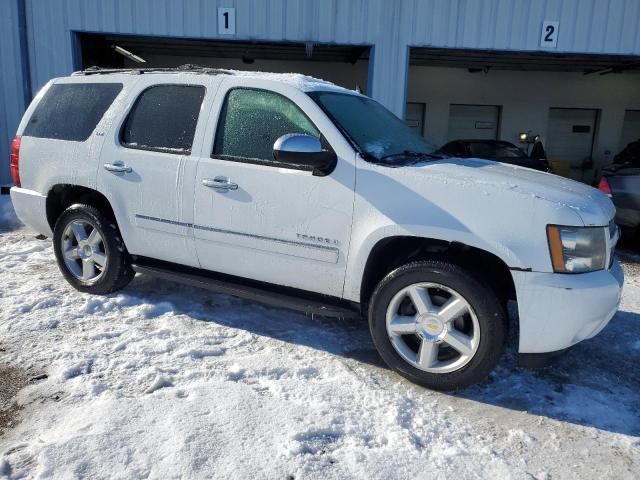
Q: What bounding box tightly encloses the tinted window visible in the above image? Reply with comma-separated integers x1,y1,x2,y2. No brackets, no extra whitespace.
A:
440,142,463,157
122,85,205,154
450,142,468,157
213,88,320,162
24,83,122,141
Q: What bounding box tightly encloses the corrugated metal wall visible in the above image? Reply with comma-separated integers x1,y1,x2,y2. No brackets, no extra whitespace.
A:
2,0,640,185
404,0,640,54
0,0,28,185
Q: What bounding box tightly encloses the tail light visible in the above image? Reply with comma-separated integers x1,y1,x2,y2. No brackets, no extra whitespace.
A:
9,135,21,187
597,177,612,197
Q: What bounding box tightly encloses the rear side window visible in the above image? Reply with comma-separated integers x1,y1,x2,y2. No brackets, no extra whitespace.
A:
213,88,320,162
24,83,122,141
121,84,205,154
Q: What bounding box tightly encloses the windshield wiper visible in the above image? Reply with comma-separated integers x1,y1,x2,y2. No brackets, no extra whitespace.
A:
379,150,444,164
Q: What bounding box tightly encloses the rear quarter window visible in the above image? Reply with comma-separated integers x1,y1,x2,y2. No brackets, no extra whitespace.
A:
24,83,122,141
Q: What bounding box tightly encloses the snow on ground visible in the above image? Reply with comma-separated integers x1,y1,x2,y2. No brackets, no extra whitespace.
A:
0,194,638,479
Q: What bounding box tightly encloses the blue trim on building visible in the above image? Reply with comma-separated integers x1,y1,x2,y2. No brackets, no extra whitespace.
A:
366,44,375,97
400,44,410,120
16,0,32,103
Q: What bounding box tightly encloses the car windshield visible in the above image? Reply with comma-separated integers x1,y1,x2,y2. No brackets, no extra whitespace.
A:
468,142,527,158
310,91,437,164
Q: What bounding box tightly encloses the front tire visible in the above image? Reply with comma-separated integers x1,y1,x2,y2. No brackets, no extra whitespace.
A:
368,260,507,391
53,204,134,294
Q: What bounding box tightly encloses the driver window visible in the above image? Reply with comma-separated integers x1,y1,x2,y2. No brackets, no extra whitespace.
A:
442,142,465,157
452,142,468,157
213,88,320,163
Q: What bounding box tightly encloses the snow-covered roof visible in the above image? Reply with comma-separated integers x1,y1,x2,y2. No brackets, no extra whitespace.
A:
220,69,355,93
73,65,359,94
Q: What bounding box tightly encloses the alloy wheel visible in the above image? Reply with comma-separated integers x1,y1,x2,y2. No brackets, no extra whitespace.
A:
61,220,107,282
385,282,480,374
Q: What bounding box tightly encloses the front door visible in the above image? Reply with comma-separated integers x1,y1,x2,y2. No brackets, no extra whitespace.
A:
98,78,216,267
192,80,355,297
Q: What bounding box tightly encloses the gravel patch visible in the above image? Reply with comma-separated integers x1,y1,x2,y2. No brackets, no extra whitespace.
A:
0,365,28,436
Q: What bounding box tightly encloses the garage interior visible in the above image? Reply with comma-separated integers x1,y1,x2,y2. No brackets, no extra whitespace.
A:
407,48,640,183
76,33,370,94
75,34,640,185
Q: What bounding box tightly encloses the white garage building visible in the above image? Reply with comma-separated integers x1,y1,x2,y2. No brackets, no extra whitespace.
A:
1,0,640,185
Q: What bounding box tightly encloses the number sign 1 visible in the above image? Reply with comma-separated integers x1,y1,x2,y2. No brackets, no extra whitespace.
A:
540,21,559,48
218,7,236,35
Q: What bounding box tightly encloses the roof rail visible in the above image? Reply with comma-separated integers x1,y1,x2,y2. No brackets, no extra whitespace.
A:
72,64,232,76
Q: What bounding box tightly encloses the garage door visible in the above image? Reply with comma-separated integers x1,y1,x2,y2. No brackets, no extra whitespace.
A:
405,102,425,135
447,105,499,141
619,110,640,152
546,108,598,180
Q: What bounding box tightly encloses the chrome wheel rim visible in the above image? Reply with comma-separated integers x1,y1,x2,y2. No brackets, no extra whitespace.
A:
61,220,107,283
385,282,480,374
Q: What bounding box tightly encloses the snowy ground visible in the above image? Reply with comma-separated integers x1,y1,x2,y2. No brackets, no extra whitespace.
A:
0,194,638,479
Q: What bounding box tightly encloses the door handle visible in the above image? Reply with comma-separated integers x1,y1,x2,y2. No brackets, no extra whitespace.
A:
104,163,132,174
202,177,238,191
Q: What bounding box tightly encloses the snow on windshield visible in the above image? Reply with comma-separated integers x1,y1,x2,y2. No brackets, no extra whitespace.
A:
312,92,436,162
363,141,392,158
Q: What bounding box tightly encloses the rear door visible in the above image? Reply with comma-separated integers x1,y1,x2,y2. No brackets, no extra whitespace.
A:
192,79,356,297
607,169,640,227
98,76,220,267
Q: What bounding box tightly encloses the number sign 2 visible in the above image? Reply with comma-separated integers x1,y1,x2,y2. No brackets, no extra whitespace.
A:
218,7,236,35
540,21,559,48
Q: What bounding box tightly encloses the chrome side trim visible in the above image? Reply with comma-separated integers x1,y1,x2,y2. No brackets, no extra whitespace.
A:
134,214,340,254
136,214,190,228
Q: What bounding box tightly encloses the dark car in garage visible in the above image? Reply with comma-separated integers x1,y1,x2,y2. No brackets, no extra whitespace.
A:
598,139,640,236
437,139,550,172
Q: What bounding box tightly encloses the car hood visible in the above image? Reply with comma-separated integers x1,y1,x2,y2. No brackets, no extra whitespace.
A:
409,157,615,226
483,156,547,171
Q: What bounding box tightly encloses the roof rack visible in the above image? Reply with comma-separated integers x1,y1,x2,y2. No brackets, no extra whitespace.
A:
73,64,232,76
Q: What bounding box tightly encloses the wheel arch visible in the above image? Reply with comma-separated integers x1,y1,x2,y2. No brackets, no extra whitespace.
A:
357,235,517,312
46,184,117,231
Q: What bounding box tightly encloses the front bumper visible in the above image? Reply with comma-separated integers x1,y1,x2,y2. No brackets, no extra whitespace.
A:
512,260,624,353
9,187,52,237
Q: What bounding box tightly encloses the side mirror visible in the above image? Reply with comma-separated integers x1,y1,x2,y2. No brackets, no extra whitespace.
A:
273,134,336,176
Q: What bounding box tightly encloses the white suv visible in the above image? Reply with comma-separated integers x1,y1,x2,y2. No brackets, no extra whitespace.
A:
9,66,623,390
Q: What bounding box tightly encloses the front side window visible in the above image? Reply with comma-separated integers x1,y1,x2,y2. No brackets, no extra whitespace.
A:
213,88,320,163
440,142,464,157
311,92,437,164
121,84,205,154
24,83,122,141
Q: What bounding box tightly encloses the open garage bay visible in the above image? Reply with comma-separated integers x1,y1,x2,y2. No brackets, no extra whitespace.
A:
407,47,640,184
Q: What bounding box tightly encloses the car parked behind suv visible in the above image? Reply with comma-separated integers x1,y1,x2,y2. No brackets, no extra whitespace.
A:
437,139,550,171
10,66,623,391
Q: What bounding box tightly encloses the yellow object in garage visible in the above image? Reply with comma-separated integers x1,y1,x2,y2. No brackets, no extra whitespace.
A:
548,160,571,178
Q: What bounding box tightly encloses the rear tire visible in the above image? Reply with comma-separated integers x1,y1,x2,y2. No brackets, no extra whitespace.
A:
53,204,134,294
368,260,506,391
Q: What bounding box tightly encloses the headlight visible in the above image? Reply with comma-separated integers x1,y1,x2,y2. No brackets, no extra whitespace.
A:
546,225,607,273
